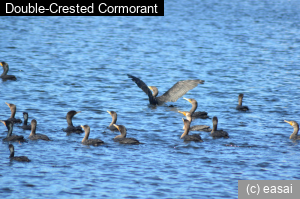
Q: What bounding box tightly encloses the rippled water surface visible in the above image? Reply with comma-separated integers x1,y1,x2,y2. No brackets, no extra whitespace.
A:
1,0,300,198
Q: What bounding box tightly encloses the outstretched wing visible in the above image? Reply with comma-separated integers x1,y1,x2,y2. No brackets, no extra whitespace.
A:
157,80,204,103
127,74,157,104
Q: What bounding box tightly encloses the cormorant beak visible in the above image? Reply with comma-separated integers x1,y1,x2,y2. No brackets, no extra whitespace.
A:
178,111,187,116
0,62,2,67
107,111,111,115
0,121,6,126
148,86,153,91
113,124,120,131
76,111,81,115
80,125,84,129
183,98,191,103
5,102,11,107
284,120,292,126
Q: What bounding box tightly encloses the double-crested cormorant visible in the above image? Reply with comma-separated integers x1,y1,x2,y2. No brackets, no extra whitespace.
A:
0,62,16,80
62,111,83,133
1,120,26,142
180,118,203,142
210,116,229,138
21,112,31,130
81,125,104,146
29,119,51,141
179,111,212,132
127,74,205,105
236,94,249,111
8,144,30,162
284,120,300,140
107,111,118,131
183,98,208,119
113,124,140,144
5,102,22,123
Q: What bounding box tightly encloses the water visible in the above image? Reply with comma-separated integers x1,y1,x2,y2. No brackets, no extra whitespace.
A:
1,0,300,198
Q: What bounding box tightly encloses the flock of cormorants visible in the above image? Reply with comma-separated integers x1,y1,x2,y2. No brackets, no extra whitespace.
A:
1,61,299,162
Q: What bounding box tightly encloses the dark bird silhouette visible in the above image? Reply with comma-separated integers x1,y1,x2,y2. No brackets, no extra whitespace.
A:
5,102,22,124
81,125,104,146
113,124,141,144
1,120,26,142
0,62,16,80
236,94,249,111
62,111,83,133
127,74,204,105
8,144,30,162
180,118,203,142
284,120,300,140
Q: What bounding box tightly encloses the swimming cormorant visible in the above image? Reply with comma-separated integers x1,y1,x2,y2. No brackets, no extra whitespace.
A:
62,111,83,133
5,102,22,123
179,111,211,132
236,94,249,111
183,98,208,119
21,112,31,130
113,124,140,144
180,118,203,142
29,119,51,141
210,116,229,138
0,62,16,80
284,120,300,140
81,125,104,146
8,144,30,162
1,120,26,142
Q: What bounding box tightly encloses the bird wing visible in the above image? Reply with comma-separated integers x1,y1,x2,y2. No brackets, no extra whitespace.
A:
127,74,156,104
157,80,204,103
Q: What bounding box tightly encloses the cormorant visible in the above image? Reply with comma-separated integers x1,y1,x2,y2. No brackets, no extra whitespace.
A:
8,144,30,162
179,111,211,132
5,102,22,123
107,111,118,131
81,125,104,146
210,116,229,138
236,94,249,111
62,111,83,133
0,62,16,80
1,120,26,142
284,120,300,140
127,74,204,105
21,112,31,130
29,119,51,141
113,124,140,144
180,118,203,142
182,98,208,119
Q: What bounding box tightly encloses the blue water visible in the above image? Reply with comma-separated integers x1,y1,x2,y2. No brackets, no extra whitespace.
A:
1,0,300,198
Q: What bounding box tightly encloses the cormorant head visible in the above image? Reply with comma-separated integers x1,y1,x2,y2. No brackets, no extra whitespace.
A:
148,86,159,97
284,120,299,129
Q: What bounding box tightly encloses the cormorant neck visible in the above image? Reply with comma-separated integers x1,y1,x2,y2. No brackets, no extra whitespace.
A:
7,124,13,138
30,124,37,136
212,121,218,131
152,90,158,98
1,65,8,76
109,116,117,127
9,151,14,158
118,129,127,138
24,117,28,125
82,129,90,142
10,107,16,118
238,97,243,106
290,125,299,139
181,121,190,138
189,102,198,114
67,116,73,126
